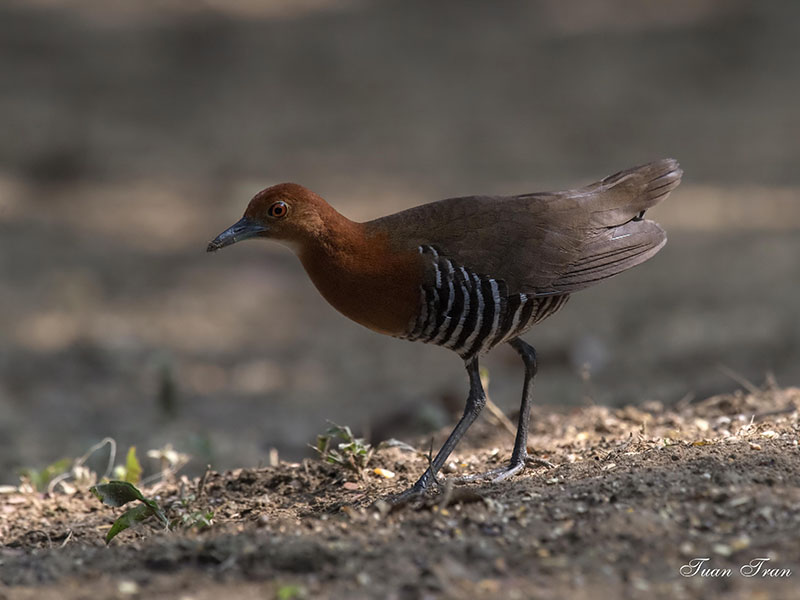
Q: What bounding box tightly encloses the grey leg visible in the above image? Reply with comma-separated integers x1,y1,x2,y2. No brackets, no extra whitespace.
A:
390,358,485,502
461,337,551,483
507,337,537,466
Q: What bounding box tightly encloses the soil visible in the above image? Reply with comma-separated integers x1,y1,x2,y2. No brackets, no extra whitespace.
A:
3,387,799,599
3,0,800,485
2,2,800,599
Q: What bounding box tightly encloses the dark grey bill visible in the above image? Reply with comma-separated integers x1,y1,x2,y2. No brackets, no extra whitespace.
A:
207,217,268,252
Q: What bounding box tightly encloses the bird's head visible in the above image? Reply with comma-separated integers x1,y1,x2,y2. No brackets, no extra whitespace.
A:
207,183,337,253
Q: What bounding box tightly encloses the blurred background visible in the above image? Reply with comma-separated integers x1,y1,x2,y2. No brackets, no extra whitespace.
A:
1,0,798,483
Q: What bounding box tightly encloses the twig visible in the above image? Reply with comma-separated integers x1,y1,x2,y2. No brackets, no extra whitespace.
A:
479,366,517,437
59,530,73,548
604,432,634,461
437,478,454,510
424,437,442,493
78,437,117,480
197,464,211,498
25,529,52,548
484,398,517,438
47,437,117,494
676,392,696,411
717,364,760,395
750,406,798,421
141,453,191,486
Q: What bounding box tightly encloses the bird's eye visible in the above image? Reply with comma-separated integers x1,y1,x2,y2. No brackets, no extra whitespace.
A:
268,201,288,219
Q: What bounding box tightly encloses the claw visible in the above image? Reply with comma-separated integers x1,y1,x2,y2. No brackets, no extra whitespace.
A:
458,461,524,483
459,455,555,483
525,456,556,469
489,462,526,482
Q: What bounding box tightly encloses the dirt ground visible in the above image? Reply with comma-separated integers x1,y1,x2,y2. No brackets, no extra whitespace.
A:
3,0,800,483
2,386,799,599
2,2,800,599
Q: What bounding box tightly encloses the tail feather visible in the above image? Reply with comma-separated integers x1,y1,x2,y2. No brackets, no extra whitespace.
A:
549,159,679,293
551,220,666,292
582,158,682,228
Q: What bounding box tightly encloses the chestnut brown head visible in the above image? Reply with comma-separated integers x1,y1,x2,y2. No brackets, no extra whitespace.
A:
207,183,337,253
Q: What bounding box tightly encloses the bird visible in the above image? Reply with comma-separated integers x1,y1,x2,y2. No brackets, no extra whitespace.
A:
208,159,682,501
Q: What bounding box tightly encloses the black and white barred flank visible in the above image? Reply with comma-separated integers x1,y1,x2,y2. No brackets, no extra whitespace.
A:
401,245,569,359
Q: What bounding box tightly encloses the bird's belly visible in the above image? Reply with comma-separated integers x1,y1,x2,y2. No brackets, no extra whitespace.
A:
400,246,569,359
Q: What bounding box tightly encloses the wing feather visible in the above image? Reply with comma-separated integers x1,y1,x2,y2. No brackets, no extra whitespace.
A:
367,159,681,296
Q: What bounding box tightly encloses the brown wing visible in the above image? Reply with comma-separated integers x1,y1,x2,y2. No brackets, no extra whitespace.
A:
366,159,682,296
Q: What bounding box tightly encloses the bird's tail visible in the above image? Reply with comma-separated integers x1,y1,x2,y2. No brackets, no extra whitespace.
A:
550,159,681,293
583,158,683,227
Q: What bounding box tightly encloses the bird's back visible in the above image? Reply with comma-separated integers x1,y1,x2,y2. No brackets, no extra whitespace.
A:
367,159,682,297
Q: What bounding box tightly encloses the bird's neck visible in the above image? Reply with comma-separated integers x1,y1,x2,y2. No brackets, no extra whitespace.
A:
296,218,422,336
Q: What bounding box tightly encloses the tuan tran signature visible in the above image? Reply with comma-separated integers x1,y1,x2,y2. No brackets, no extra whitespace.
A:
680,557,792,578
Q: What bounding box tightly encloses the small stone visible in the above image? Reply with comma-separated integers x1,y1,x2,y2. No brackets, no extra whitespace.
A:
731,536,751,551
118,580,139,595
713,544,733,557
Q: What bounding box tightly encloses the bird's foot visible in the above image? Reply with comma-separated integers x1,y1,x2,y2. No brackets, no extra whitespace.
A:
375,471,437,510
384,485,426,507
459,454,555,483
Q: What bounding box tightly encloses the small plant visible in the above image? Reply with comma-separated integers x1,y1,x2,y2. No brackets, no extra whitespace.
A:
90,480,169,544
176,508,215,529
19,458,72,493
19,437,118,494
277,584,306,600
313,423,373,475
91,479,216,543
170,493,214,530
20,441,147,495
113,446,143,484
18,437,206,544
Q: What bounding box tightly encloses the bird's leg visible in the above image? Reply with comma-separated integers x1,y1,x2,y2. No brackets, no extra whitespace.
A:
507,337,537,469
461,337,551,483
389,359,485,503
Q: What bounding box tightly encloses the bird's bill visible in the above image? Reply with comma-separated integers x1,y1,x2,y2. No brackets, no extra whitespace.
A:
206,217,268,252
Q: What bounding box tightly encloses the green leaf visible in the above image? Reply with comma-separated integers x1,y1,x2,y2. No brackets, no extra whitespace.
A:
105,503,155,544
277,584,304,600
327,424,354,441
177,510,214,529
20,457,72,492
312,421,372,472
316,434,329,455
124,446,142,484
92,481,169,543
91,480,145,507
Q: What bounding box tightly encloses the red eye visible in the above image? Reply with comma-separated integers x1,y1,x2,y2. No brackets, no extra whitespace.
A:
268,201,288,218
